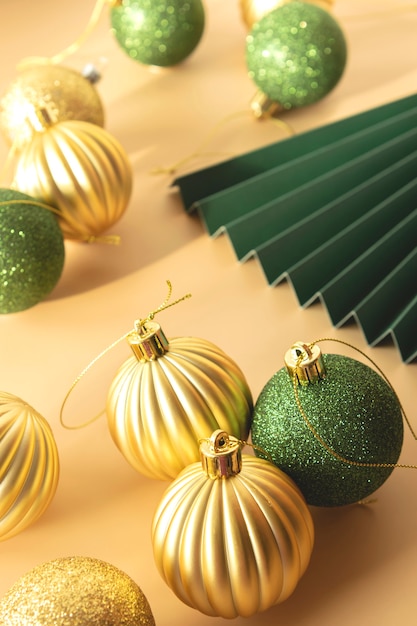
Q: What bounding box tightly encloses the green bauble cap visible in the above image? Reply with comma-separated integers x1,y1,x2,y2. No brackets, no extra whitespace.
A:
110,0,205,67
246,1,347,110
0,188,65,314
251,353,404,507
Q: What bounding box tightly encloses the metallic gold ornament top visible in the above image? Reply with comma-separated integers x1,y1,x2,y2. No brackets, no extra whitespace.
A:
284,341,326,385
246,2,347,109
107,334,253,480
128,321,169,361
240,0,335,30
200,430,242,479
152,443,314,617
0,556,155,626
0,64,104,150
0,391,59,541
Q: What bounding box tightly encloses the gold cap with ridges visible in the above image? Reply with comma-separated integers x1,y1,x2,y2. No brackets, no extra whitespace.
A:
127,321,169,362
284,341,326,385
200,430,242,479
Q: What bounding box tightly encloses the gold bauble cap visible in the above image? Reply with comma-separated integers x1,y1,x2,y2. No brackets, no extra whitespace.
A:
250,90,283,119
200,430,242,479
284,341,326,385
127,321,169,362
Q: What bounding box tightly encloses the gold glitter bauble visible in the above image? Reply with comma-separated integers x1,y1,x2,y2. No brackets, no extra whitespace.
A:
239,0,334,29
152,431,314,618
107,321,253,480
0,64,105,150
0,556,156,626
0,391,59,541
13,118,132,241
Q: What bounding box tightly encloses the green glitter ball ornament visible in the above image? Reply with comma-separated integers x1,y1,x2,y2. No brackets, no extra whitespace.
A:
0,188,65,314
110,0,205,67
245,1,347,110
251,342,404,507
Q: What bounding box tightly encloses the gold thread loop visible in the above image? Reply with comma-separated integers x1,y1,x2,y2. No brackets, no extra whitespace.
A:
59,280,191,430
0,198,61,217
134,280,191,332
150,110,295,176
311,338,417,441
59,330,131,430
291,338,417,470
17,0,110,70
0,200,121,245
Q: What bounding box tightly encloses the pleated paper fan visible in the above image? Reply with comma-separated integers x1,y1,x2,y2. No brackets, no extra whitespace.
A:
174,94,417,363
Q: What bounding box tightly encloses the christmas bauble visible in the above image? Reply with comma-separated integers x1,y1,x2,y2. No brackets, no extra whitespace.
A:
240,0,334,30
0,188,65,313
0,64,104,150
110,0,205,67
152,430,314,618
107,321,253,480
245,2,347,110
0,391,59,541
12,117,132,241
251,343,404,506
0,556,155,625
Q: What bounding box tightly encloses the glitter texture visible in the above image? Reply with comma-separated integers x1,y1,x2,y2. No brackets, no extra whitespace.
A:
245,1,347,109
0,188,65,314
239,0,334,30
0,65,104,149
110,0,205,67
251,354,404,507
0,556,156,626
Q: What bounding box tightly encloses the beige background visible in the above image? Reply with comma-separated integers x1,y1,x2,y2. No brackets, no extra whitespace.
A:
0,0,416,624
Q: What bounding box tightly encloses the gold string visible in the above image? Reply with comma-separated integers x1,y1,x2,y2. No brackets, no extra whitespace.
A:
150,109,295,176
80,234,121,245
291,337,417,470
238,439,275,464
17,0,111,70
59,280,191,430
0,199,121,245
0,198,62,217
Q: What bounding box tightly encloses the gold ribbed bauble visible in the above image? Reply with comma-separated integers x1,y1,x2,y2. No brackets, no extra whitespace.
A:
240,0,334,29
152,430,314,618
0,64,104,150
0,391,59,541
12,114,132,241
107,321,253,480
0,556,155,626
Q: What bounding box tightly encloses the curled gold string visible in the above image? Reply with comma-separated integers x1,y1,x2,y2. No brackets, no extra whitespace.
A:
0,198,61,217
150,109,295,176
17,0,111,70
0,200,121,245
59,280,191,430
292,337,417,470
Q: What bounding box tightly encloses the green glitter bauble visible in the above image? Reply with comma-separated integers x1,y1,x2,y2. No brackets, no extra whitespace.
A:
0,189,65,314
0,556,155,626
251,354,404,507
110,0,205,67
245,1,347,109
